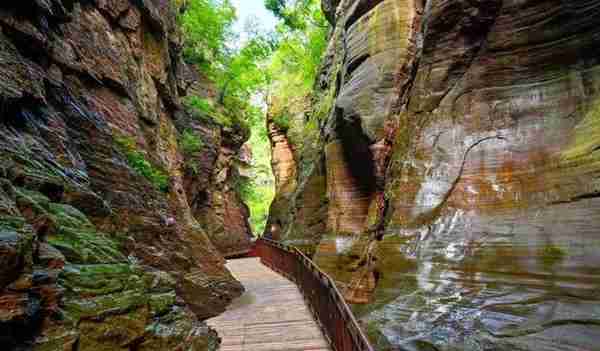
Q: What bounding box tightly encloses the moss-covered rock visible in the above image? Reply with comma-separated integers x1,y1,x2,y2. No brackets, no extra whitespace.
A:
0,0,252,348
78,307,149,351
149,291,177,316
60,264,145,297
138,308,220,351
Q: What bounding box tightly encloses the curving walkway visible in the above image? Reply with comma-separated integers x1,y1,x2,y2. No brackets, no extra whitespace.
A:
207,257,331,351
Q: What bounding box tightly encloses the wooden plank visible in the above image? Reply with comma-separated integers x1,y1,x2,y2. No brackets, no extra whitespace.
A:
207,257,331,351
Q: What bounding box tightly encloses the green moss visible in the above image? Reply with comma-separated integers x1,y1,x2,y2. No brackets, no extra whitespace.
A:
561,97,600,162
59,265,183,344
46,203,126,264
60,263,152,323
14,187,51,218
10,189,125,264
78,307,148,351
60,264,144,297
48,203,92,228
142,270,178,292
48,229,125,264
539,244,566,267
30,327,78,351
8,153,66,190
312,87,336,121
139,307,219,350
63,290,148,323
149,292,176,316
114,136,169,193
0,216,27,231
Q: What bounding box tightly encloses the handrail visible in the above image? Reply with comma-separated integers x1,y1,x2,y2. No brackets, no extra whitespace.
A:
256,238,374,351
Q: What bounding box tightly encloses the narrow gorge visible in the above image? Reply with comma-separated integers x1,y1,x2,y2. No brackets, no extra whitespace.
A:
0,0,599,351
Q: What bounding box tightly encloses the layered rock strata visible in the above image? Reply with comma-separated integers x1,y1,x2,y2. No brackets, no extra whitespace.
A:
0,1,250,349
268,0,600,350
181,119,254,257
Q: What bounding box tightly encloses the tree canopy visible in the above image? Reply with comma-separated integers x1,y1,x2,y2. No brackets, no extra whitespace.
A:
179,0,236,69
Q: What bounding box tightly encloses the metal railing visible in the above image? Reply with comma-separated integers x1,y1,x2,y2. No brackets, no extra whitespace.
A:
256,238,374,351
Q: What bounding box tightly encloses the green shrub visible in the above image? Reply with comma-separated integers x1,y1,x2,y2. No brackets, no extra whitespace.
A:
183,95,237,128
213,112,235,128
115,136,169,193
179,129,204,175
180,129,204,155
184,96,215,115
272,112,291,131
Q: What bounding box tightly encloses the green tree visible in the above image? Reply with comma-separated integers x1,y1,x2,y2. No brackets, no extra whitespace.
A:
265,0,329,127
216,32,275,106
179,0,236,71
265,0,321,30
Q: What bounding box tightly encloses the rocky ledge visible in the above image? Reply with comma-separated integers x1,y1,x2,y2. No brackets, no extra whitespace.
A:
0,1,252,349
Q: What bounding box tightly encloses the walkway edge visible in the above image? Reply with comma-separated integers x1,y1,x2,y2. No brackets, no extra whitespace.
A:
256,238,375,351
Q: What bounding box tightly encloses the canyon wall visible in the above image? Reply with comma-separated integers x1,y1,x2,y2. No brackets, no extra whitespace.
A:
267,0,600,349
0,1,252,349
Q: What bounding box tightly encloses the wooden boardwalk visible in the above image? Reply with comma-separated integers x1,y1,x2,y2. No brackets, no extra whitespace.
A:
207,257,331,351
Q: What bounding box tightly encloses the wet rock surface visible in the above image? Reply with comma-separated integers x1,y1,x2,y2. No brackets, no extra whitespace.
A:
0,1,248,349
268,0,600,350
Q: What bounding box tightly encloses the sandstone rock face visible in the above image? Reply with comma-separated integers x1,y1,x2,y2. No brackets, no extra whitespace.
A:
178,96,253,258
269,0,600,349
265,94,329,252
176,63,253,257
0,1,247,349
264,116,297,240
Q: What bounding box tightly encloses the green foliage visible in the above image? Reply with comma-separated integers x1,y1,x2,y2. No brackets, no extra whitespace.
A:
210,32,276,142
177,123,205,177
183,96,235,128
242,126,276,235
236,173,275,236
272,111,291,131
178,0,236,68
266,0,329,119
180,129,204,155
184,96,215,115
178,0,274,107
264,0,286,19
234,176,255,203
115,136,169,192
245,181,275,236
217,35,274,102
265,0,319,30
